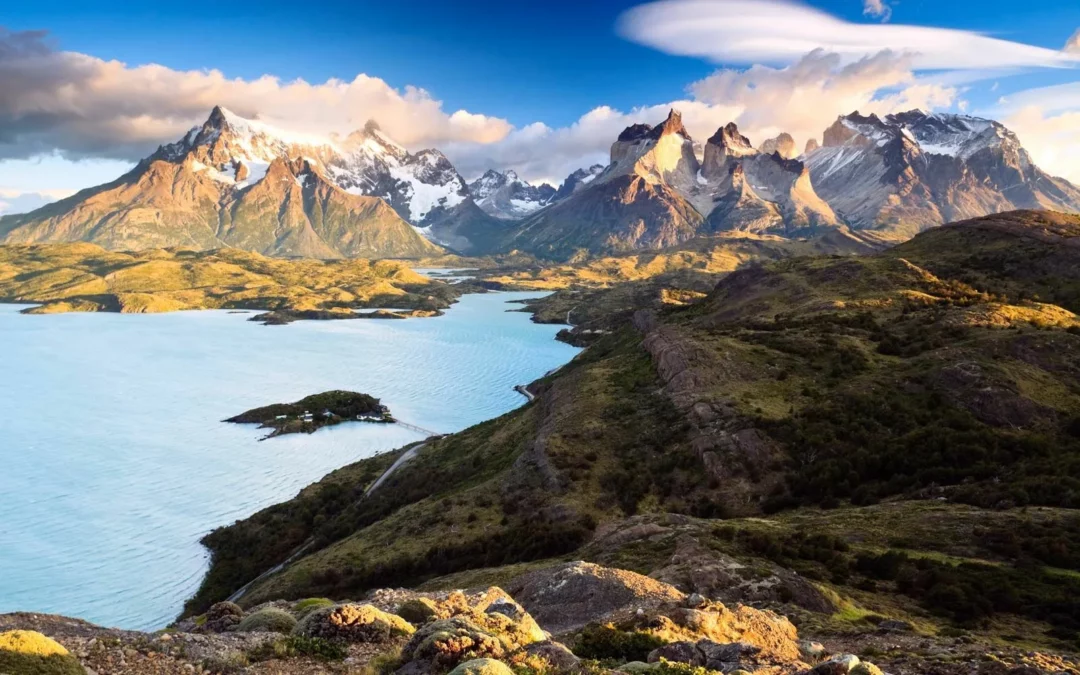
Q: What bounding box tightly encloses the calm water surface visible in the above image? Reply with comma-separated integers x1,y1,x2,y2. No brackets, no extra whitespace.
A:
0,292,578,629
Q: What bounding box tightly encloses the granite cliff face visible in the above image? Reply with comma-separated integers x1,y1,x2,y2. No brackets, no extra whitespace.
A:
804,110,1080,239
502,111,839,259
0,108,457,258
468,170,556,220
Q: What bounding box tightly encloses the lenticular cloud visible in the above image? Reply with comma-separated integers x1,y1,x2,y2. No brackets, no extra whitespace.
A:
617,0,1080,71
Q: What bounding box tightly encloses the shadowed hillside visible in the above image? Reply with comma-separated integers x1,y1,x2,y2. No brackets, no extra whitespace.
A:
188,211,1080,655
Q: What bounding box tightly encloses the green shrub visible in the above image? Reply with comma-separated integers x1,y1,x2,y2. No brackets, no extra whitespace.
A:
293,598,335,618
235,607,298,634
248,635,348,662
573,624,665,664
200,652,249,673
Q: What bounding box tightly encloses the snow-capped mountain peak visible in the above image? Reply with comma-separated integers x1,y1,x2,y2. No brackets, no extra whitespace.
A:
154,107,471,231
467,169,555,220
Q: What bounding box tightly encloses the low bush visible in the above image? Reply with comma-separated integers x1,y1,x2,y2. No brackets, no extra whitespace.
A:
573,624,665,664
235,607,297,634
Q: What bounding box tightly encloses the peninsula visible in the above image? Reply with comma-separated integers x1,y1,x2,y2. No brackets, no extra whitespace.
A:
0,243,466,321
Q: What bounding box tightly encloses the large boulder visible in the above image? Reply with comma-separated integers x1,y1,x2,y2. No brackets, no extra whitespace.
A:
397,590,548,675
398,617,508,674
635,603,803,665
505,561,686,635
397,598,441,624
522,640,580,670
294,603,414,643
649,639,763,671
0,630,85,675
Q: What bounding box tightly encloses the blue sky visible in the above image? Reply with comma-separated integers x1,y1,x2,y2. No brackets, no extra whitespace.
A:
8,0,1079,127
2,0,1080,208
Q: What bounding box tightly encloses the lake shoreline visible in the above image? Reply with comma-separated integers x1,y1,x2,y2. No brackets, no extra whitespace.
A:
0,291,580,630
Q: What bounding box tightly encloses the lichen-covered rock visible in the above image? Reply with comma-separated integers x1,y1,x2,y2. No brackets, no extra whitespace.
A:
643,602,802,665
811,654,861,675
200,601,245,633
799,640,826,662
850,663,884,675
294,603,414,643
648,641,701,666
506,561,686,635
235,607,297,634
398,617,507,674
447,658,516,675
0,630,85,675
522,640,580,670
397,597,441,624
648,639,763,671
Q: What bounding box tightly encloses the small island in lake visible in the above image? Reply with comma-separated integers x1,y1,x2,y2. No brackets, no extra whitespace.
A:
225,390,393,439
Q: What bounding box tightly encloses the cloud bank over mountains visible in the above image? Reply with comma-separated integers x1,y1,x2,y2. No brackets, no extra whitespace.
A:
0,28,511,163
2,0,1080,200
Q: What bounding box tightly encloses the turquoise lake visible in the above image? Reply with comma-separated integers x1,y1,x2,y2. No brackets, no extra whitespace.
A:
0,291,579,630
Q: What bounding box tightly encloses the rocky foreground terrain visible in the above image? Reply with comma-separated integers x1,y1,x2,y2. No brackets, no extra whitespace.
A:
3,562,1075,675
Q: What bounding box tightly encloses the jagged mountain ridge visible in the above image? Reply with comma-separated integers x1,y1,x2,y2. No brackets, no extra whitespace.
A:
804,110,1080,239
501,110,841,260
468,169,556,220
498,108,1080,260
0,107,447,259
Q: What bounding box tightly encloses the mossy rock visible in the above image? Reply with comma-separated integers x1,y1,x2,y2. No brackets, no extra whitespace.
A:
448,658,516,675
619,662,657,674
235,608,298,634
851,664,884,675
0,630,85,675
397,597,440,624
402,617,505,671
294,603,415,643
293,598,335,619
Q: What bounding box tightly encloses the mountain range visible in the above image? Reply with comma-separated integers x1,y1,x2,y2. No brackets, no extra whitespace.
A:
2,106,1078,260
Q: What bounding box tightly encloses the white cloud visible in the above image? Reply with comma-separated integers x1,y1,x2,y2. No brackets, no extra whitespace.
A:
863,0,892,22
447,50,956,185
1066,29,1080,54
689,50,955,149
617,0,1080,70
0,29,512,163
445,100,741,184
1002,106,1080,183
0,189,67,215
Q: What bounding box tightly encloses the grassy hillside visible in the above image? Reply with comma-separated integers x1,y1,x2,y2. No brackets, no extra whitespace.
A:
0,243,463,317
190,210,1080,649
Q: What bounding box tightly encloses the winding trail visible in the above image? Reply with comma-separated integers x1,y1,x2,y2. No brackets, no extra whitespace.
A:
226,428,431,603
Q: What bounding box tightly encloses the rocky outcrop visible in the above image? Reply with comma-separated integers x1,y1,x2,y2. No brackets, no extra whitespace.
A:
805,111,1080,239
760,132,798,159
506,562,685,635
294,603,415,643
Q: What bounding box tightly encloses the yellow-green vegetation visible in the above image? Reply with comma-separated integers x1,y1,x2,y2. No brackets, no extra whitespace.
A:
235,607,298,633
0,630,85,675
0,242,462,317
483,231,879,292
293,598,335,618
191,211,1080,650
